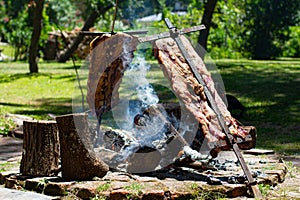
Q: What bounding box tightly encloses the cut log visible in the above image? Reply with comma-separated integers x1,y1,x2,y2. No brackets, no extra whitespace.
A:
20,120,59,176
56,113,109,181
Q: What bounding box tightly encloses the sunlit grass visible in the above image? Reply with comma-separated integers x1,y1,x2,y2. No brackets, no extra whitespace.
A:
0,61,78,119
215,59,300,155
0,44,14,59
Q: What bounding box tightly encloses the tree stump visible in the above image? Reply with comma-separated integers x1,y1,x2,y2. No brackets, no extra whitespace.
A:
20,120,59,176
56,113,109,181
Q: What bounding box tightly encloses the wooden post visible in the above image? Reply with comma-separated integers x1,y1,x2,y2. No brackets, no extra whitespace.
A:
20,120,59,176
56,113,109,181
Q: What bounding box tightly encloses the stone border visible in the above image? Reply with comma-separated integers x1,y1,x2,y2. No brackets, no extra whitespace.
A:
0,151,288,199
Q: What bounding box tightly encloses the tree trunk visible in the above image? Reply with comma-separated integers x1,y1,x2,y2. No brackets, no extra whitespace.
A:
29,0,45,73
196,0,217,58
58,4,113,63
56,113,109,181
20,120,60,176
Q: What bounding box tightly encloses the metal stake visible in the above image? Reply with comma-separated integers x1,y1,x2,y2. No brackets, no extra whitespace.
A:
162,18,262,199
111,0,118,34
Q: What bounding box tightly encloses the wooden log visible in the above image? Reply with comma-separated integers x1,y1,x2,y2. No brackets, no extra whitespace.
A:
20,120,59,176
56,113,109,181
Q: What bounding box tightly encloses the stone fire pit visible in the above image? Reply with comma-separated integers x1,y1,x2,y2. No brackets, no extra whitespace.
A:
0,150,287,199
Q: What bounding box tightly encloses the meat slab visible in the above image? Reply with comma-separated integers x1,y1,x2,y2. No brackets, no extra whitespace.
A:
153,36,248,142
87,33,139,119
87,32,254,162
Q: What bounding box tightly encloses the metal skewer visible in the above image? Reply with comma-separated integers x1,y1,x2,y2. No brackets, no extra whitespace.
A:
111,0,118,34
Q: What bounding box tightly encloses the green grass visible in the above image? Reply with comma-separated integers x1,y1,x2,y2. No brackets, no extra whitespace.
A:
0,162,16,172
215,59,300,155
0,44,14,59
0,61,77,120
0,116,14,135
0,58,299,155
124,183,144,199
96,182,112,192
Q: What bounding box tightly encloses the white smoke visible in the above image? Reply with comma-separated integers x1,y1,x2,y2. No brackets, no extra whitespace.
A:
112,53,159,131
127,55,159,107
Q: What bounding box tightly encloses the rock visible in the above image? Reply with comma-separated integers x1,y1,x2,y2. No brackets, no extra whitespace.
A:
0,187,53,200
6,156,22,163
24,177,47,193
10,129,23,139
264,170,287,183
0,150,292,199
44,181,75,196
5,177,19,189
109,189,131,200
0,171,18,185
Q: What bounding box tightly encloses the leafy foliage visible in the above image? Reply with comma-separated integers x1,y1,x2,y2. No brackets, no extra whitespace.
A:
0,1,32,60
282,26,300,58
0,115,15,135
1,0,300,61
46,0,80,29
243,0,300,59
207,0,246,59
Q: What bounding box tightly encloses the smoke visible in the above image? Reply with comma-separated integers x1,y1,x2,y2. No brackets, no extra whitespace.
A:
127,55,159,107
110,52,207,170
112,53,159,131
107,53,166,164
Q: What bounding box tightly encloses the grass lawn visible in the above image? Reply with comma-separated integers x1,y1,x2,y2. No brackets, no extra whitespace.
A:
0,58,299,155
0,43,14,56
0,61,77,119
216,59,300,155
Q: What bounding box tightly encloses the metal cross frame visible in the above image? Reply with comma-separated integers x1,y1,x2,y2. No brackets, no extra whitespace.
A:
157,18,262,198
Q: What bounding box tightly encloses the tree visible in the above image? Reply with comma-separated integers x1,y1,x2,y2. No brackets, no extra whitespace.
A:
196,0,217,58
29,0,45,73
47,0,79,29
58,1,113,62
244,0,300,59
1,1,32,61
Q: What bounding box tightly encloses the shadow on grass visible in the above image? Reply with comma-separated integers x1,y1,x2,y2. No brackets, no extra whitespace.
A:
49,74,76,82
0,102,26,107
0,73,52,84
217,62,300,154
2,98,73,119
0,73,77,84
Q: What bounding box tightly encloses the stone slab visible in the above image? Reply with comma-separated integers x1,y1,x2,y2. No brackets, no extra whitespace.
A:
0,187,54,200
0,150,292,199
